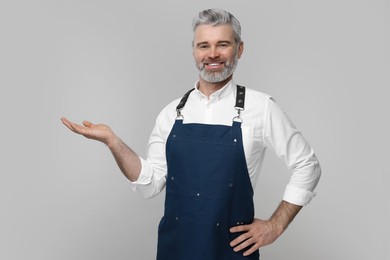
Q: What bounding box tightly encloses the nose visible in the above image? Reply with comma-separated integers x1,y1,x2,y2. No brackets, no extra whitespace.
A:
208,46,220,59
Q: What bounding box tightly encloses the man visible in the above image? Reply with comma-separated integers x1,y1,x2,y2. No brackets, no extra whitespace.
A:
62,8,321,260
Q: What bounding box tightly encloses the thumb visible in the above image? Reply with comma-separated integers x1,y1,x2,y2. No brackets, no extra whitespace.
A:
82,120,93,127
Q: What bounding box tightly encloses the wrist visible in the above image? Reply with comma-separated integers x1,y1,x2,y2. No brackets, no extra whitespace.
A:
268,218,286,237
268,200,302,237
106,134,121,150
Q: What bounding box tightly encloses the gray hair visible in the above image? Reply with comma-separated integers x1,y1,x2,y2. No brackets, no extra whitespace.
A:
192,8,242,44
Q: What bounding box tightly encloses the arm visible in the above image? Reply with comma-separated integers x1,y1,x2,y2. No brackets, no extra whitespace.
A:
61,117,141,182
230,200,302,256
269,200,302,235
230,97,320,255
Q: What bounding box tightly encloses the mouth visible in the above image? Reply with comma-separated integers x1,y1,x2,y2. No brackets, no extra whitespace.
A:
204,61,225,70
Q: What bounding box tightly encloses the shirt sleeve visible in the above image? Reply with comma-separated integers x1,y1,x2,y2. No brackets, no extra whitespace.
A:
128,108,173,199
263,97,321,206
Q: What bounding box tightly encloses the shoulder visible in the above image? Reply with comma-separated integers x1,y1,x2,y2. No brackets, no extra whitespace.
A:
243,86,271,99
157,97,180,119
153,95,184,130
243,86,274,108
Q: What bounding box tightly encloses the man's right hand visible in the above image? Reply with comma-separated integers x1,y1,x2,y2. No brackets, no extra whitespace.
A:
61,117,141,182
61,117,117,146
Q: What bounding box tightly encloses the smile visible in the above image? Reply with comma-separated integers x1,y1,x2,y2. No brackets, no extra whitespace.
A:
204,62,225,69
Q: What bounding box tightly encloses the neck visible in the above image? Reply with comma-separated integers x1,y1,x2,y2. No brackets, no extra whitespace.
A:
197,75,233,98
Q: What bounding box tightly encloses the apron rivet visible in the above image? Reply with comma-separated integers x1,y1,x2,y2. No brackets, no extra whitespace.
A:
216,222,219,226
176,217,179,221
171,177,174,180
234,139,237,142
229,183,233,187
196,193,200,197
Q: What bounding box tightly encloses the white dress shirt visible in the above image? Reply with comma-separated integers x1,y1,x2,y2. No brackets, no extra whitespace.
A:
130,80,321,206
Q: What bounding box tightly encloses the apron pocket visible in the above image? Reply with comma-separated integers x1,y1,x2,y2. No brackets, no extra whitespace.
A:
169,138,236,195
178,218,219,260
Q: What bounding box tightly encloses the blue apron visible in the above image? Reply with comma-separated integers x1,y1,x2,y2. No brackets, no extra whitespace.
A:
157,86,260,260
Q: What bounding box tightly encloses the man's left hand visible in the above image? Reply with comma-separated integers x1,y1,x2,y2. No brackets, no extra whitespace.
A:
229,218,281,256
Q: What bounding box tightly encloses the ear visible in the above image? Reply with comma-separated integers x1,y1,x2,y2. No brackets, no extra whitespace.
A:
237,41,244,59
192,41,196,57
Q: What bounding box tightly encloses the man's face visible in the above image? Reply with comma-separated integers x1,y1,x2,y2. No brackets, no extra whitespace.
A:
193,24,243,83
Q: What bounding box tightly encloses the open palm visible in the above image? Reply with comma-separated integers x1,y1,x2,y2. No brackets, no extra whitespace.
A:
61,117,115,144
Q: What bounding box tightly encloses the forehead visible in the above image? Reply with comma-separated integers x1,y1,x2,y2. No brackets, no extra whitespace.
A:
193,24,235,44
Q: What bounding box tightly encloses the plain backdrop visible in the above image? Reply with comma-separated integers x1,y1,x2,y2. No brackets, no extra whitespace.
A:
1,0,389,259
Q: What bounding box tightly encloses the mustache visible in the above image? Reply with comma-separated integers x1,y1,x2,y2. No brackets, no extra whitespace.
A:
202,59,226,64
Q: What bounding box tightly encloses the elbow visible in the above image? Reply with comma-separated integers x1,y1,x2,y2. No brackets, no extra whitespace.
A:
133,176,166,199
291,155,322,191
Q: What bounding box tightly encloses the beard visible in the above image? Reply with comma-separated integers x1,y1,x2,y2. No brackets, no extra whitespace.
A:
196,52,239,83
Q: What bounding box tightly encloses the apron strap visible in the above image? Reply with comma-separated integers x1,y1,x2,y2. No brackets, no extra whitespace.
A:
176,88,195,119
233,85,245,122
175,85,246,120
234,85,245,110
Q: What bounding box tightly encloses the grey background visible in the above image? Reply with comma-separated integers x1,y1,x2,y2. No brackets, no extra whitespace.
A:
1,0,389,259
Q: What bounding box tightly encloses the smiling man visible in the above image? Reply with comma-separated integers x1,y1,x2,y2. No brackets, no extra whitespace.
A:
62,8,321,260
194,23,242,87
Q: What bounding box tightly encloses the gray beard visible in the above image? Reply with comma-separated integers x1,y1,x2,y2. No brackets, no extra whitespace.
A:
197,55,238,83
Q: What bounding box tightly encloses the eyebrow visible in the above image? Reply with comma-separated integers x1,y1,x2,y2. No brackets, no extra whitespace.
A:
196,40,233,47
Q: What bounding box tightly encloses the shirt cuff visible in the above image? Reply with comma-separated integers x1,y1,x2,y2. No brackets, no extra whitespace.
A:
127,157,153,191
282,184,317,206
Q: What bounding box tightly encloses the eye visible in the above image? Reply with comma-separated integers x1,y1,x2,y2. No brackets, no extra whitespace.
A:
198,44,208,49
218,42,230,48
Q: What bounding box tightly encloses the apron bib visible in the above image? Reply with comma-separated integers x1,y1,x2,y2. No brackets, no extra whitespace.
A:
157,86,260,260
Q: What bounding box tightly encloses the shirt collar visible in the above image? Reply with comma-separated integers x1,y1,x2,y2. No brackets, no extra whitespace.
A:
193,79,236,101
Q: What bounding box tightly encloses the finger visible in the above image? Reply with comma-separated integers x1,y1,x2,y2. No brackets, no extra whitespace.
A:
233,236,256,253
63,118,89,135
230,224,250,233
243,242,260,257
72,123,90,135
61,117,77,132
61,117,71,127
82,120,93,127
230,231,251,247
